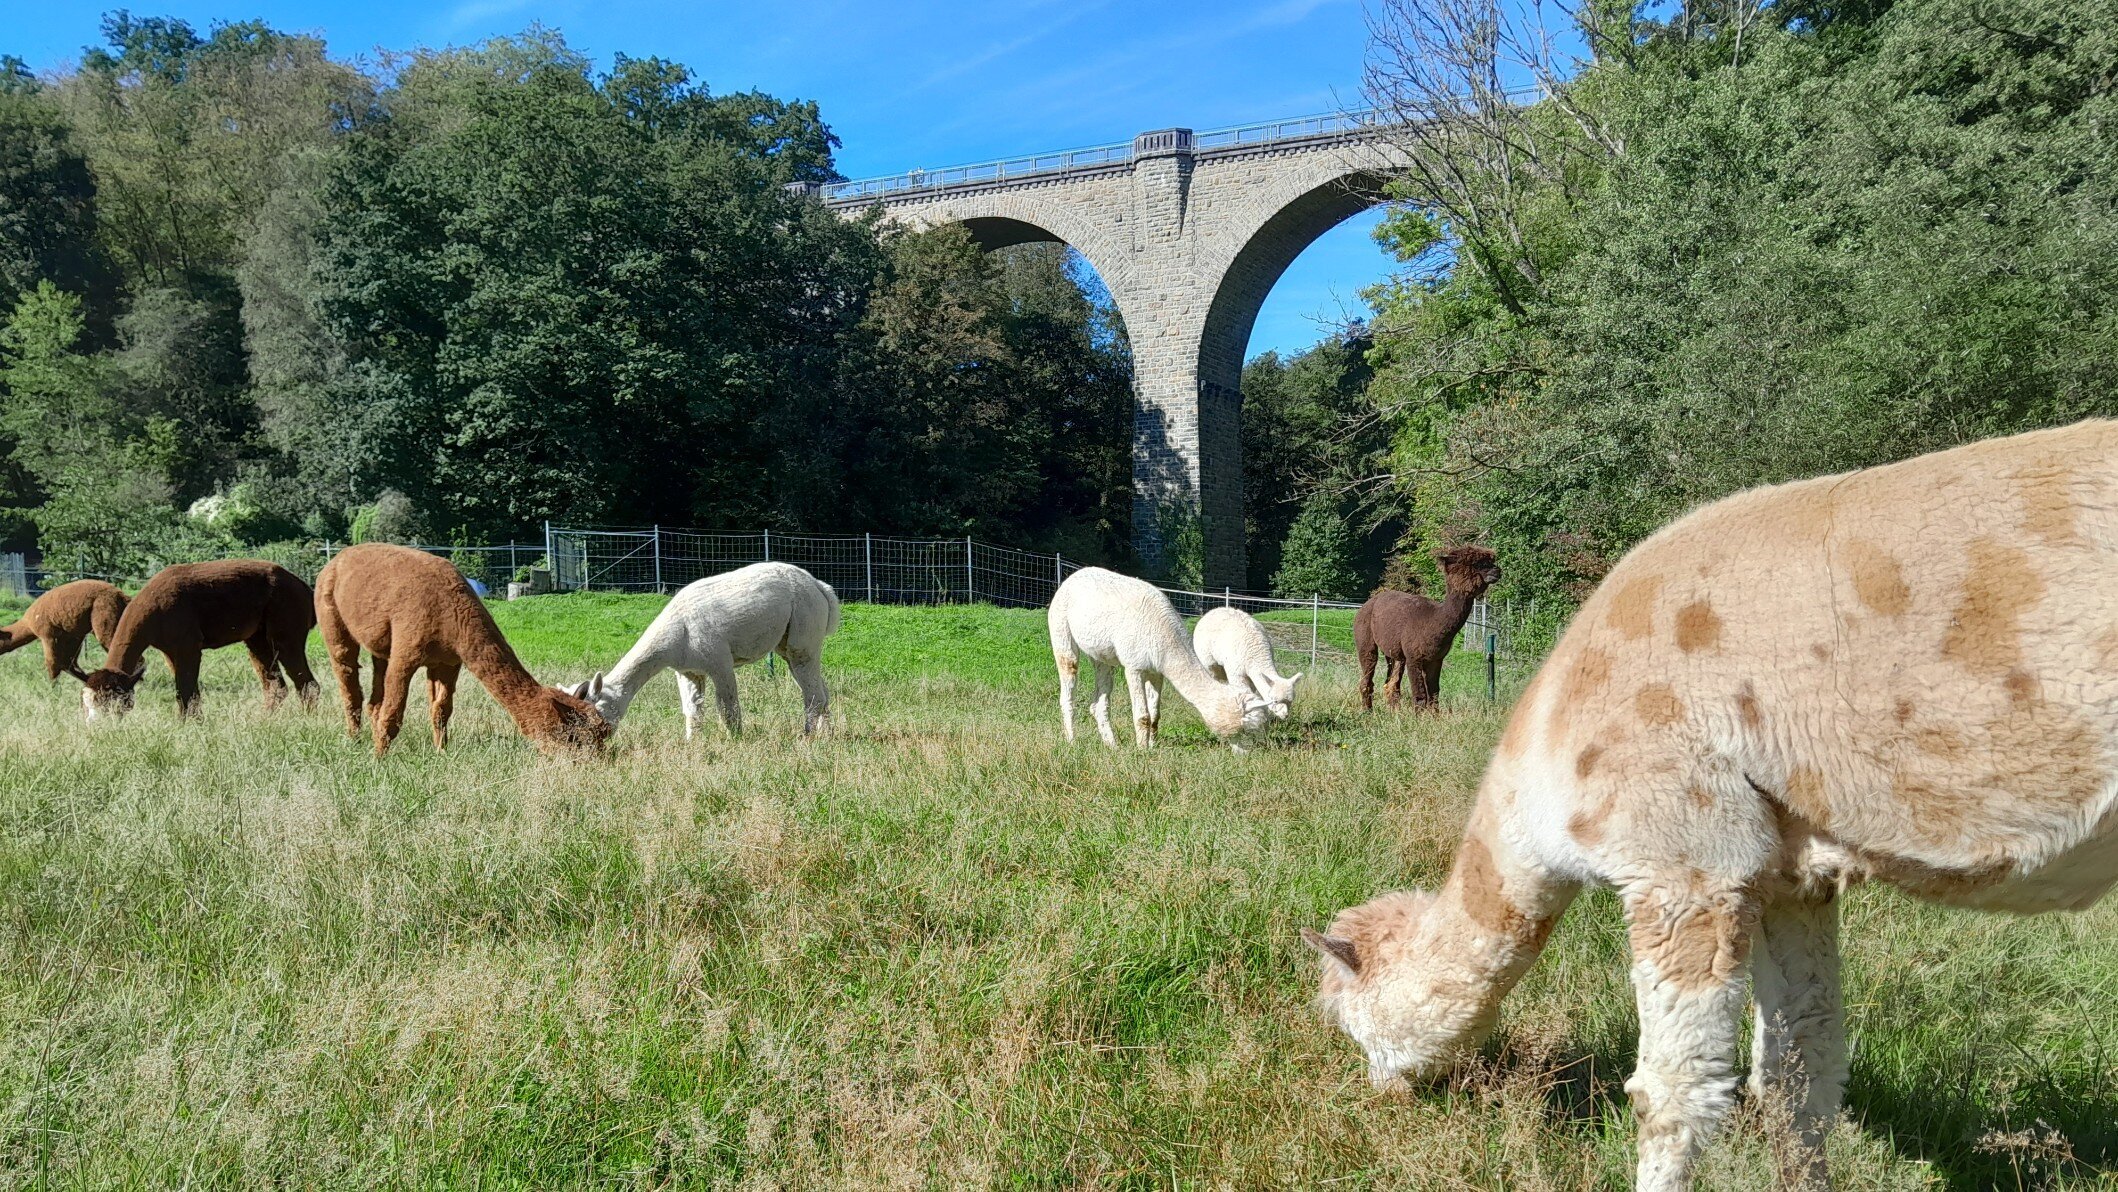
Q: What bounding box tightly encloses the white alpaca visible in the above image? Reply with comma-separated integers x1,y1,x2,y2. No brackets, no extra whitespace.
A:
1192,607,1302,719
571,562,839,737
1049,567,1271,750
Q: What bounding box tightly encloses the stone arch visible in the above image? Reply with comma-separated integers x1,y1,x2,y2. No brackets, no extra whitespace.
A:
1199,166,1392,395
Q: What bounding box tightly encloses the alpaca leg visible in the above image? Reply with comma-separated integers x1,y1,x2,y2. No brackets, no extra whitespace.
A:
320,624,364,738
788,654,830,736
1382,657,1404,709
276,629,320,710
1622,882,1755,1192
1089,664,1118,747
1056,654,1078,743
427,663,460,751
372,659,417,756
41,633,68,682
676,671,707,740
153,644,203,718
1144,676,1165,747
704,654,743,737
1420,660,1444,710
1749,891,1844,1189
1124,668,1152,747
245,633,289,710
1357,643,1378,711
368,654,389,724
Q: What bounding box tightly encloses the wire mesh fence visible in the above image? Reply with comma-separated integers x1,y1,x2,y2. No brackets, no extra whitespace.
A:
3,528,1540,670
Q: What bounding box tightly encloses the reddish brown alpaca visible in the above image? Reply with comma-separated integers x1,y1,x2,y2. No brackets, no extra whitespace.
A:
315,543,611,755
1355,546,1502,711
0,580,127,681
79,560,319,718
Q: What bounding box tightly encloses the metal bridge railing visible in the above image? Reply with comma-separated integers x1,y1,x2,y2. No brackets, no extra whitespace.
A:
820,108,1391,204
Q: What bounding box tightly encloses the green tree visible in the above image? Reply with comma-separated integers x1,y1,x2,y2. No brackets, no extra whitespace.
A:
1272,492,1364,600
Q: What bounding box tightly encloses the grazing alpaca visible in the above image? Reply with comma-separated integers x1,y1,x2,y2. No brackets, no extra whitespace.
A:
1302,420,2118,1191
1354,547,1502,711
569,561,840,738
0,580,127,681
79,561,318,719
1049,567,1272,749
316,543,610,755
1192,607,1302,719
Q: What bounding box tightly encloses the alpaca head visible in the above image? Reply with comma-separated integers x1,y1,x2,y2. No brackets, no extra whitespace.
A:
78,662,147,721
1302,889,1494,1087
534,685,614,753
1436,546,1502,597
567,672,623,726
1261,672,1302,720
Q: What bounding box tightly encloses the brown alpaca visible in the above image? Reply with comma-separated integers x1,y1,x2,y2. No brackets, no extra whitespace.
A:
79,560,319,719
0,580,127,681
1355,546,1502,710
314,542,611,755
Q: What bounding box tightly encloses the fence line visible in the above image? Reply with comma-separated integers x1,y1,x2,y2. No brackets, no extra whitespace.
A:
2,528,1532,666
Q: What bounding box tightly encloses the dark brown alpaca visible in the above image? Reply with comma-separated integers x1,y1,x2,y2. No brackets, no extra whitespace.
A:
315,543,611,755
0,580,128,681
79,560,319,718
1355,546,1502,711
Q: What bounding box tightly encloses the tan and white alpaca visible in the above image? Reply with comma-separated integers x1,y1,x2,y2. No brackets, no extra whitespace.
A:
1049,567,1272,749
1303,420,2118,1191
1192,606,1301,718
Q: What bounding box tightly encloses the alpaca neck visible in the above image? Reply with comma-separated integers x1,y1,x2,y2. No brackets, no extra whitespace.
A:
1416,813,1578,1025
1160,637,1239,709
592,636,671,724
457,631,552,731
1436,586,1481,640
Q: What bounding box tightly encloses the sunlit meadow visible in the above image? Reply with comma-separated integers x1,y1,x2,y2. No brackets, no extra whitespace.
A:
0,593,2110,1188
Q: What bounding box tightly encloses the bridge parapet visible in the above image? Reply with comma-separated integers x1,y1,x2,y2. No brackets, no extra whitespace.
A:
820,109,1392,208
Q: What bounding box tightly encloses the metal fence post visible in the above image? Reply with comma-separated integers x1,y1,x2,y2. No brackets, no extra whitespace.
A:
1310,594,1320,669
1487,632,1498,702
763,529,771,562
865,533,875,603
964,536,974,602
543,521,554,589
652,525,663,594
1223,586,1231,608
1054,551,1062,592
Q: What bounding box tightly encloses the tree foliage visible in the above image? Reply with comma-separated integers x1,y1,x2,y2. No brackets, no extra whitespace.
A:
1363,0,2118,604
0,19,1135,572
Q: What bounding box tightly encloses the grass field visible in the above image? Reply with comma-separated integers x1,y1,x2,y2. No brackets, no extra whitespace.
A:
0,592,2111,1188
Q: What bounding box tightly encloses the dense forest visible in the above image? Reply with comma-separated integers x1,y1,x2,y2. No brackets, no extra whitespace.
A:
1357,0,2118,611
3,1,2115,610
0,20,1135,578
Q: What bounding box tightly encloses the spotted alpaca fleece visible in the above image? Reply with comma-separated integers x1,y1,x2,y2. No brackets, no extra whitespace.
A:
316,543,611,756
79,561,317,719
1305,419,2118,1191
1049,567,1272,749
1191,607,1301,718
0,579,126,680
570,561,840,739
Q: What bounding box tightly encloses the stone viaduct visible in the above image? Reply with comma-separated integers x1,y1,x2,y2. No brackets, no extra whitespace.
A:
796,113,1400,587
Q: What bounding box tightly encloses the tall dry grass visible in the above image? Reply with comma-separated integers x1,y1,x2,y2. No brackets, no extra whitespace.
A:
0,594,2108,1188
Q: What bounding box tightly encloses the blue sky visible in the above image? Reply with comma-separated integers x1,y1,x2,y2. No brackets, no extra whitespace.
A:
13,0,1400,357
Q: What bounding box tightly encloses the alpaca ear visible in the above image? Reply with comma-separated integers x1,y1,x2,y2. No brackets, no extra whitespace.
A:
1288,673,1303,690
1301,928,1362,977
1244,695,1271,713
589,672,605,699
127,660,147,680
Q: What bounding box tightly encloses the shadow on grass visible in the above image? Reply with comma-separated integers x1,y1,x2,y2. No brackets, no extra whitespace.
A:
1848,1056,2118,1189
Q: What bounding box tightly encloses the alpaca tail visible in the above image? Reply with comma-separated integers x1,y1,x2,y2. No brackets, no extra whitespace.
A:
815,578,842,637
